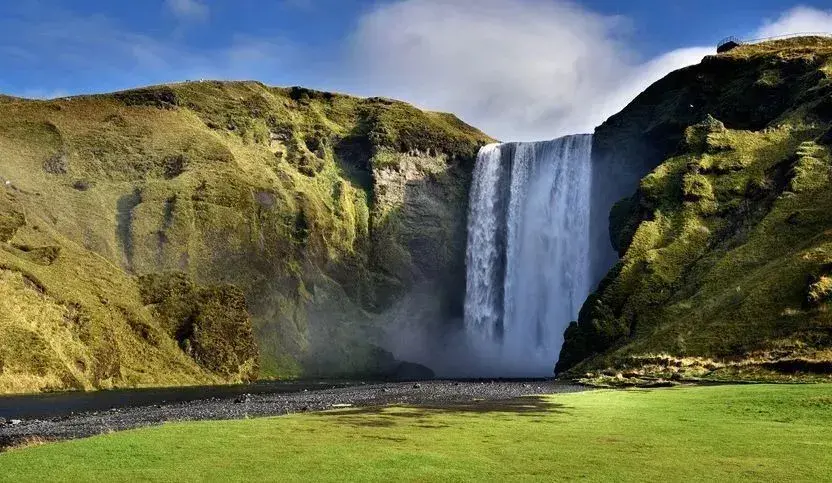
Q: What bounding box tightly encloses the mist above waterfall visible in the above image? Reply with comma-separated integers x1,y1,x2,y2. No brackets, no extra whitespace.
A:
462,135,593,376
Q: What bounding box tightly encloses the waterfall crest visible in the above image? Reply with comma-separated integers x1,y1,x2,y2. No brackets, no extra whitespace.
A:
464,135,593,376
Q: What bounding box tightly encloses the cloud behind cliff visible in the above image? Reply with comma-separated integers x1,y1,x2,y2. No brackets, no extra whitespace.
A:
4,2,829,142
347,0,712,141
754,5,832,38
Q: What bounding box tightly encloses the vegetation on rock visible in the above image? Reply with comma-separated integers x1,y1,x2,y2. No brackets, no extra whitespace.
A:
138,273,259,381
0,81,492,393
559,37,832,381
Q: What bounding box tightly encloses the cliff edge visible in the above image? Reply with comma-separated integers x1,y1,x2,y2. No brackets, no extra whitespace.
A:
560,37,832,382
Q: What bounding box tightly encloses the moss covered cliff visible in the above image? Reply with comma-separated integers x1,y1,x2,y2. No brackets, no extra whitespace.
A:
0,81,492,394
559,37,832,382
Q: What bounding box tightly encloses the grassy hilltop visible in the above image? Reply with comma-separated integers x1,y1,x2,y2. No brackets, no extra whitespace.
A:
560,37,832,382
0,81,492,394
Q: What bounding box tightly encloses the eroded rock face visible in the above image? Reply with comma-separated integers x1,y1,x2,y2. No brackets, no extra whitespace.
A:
371,152,470,315
559,38,832,380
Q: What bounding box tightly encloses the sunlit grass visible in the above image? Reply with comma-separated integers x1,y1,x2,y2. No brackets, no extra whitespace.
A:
2,385,831,482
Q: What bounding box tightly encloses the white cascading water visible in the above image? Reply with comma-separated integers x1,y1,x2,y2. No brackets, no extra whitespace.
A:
464,134,593,376
463,142,510,343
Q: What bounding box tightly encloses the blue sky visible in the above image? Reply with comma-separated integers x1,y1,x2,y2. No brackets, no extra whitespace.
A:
2,1,831,139
585,0,832,55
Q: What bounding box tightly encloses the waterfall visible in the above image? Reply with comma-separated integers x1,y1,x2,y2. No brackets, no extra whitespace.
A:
464,135,593,376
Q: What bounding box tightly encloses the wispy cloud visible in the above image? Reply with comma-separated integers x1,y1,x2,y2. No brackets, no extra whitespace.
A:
165,0,209,22
4,12,174,72
754,5,832,38
2,6,294,96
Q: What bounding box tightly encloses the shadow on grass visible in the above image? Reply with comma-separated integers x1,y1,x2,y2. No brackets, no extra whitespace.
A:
317,396,569,428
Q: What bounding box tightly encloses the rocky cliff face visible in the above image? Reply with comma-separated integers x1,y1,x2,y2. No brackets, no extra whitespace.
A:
559,37,832,382
0,81,492,394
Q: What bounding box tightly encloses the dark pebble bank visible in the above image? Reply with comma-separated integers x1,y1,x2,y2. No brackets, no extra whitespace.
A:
0,380,585,450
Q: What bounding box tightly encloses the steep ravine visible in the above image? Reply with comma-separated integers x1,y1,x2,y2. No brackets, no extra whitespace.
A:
559,37,832,382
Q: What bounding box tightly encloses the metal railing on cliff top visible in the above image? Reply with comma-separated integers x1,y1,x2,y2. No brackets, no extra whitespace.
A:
718,32,832,51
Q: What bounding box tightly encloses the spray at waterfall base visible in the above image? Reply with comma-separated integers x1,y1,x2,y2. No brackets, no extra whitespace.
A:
458,135,594,377
383,136,594,377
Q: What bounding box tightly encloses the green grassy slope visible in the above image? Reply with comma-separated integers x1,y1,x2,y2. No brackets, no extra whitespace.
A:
560,37,832,381
0,81,493,394
2,385,831,481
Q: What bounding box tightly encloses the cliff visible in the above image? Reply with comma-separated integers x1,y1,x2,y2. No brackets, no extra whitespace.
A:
0,81,493,394
559,36,832,382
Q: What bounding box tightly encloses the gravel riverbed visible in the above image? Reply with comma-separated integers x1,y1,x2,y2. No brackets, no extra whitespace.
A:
0,380,585,449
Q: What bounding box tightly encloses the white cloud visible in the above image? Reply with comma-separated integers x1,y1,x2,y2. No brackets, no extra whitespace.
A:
166,0,209,22
347,0,711,141
754,6,832,39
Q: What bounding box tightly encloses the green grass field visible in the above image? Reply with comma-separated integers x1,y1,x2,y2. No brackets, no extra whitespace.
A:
2,384,831,482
